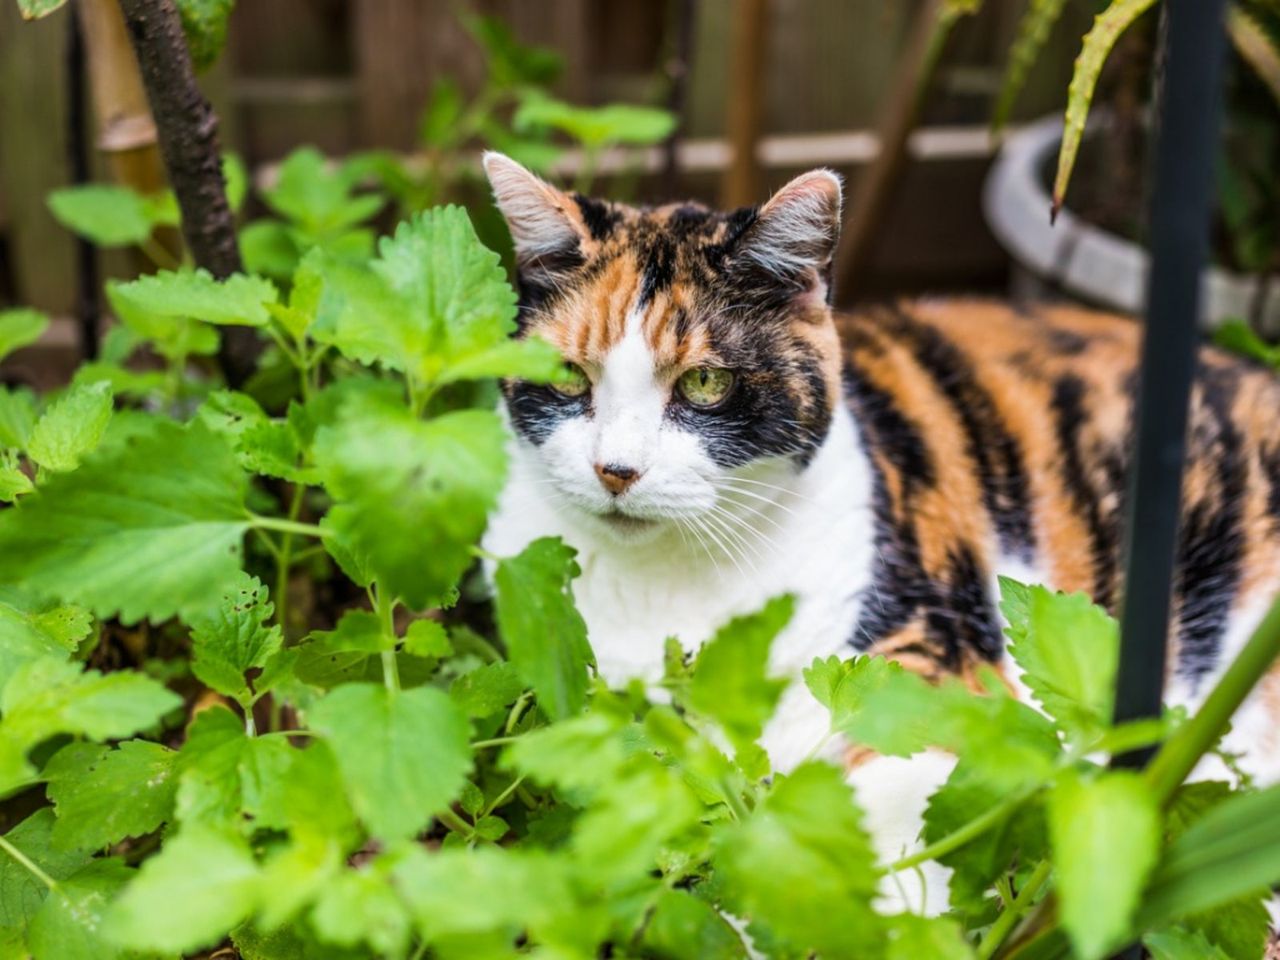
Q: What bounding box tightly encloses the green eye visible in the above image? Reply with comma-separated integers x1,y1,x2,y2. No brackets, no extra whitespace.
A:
677,367,736,408
551,363,590,398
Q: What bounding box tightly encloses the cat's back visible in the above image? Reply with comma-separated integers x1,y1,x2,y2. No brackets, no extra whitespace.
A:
836,299,1280,693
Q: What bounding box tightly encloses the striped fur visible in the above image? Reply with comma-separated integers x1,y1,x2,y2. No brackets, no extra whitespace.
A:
480,157,1280,793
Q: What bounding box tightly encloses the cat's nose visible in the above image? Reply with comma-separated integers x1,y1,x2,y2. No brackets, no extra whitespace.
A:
594,462,641,496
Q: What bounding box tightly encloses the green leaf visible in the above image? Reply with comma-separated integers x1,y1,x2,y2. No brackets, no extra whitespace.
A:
449,661,525,719
688,595,791,755
714,762,882,957
309,863,412,956
0,810,90,930
393,845,571,942
27,858,140,960
223,153,248,212
189,573,287,706
1213,317,1280,368
16,0,69,19
0,466,31,504
1139,782,1280,931
503,711,628,796
263,147,382,236
45,740,177,851
315,405,507,610
885,914,978,960
309,683,472,840
403,619,451,658
240,219,301,280
0,418,250,624
639,888,749,959
111,269,278,327
420,78,465,148
991,0,1071,132
26,381,113,474
1001,579,1117,741
0,596,90,677
1143,928,1232,960
0,387,38,450
104,826,258,953
515,94,677,148
466,14,563,88
493,538,593,720
174,0,234,71
105,281,219,361
1048,770,1161,960
47,186,153,247
0,309,49,363
1,658,180,791
197,391,312,482
312,207,560,387
1052,0,1159,214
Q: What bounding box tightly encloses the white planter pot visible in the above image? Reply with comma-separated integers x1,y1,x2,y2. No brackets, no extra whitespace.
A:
982,113,1280,335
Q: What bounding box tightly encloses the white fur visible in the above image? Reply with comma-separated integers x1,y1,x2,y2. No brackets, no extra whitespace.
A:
482,152,580,259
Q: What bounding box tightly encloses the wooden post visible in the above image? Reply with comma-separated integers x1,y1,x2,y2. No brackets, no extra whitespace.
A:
720,0,769,208
77,0,166,194
661,0,698,198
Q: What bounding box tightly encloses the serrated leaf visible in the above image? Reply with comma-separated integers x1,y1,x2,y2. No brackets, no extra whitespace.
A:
1052,0,1158,215
315,405,507,610
1001,580,1118,741
0,596,89,676
310,684,472,840
197,391,312,482
45,740,176,851
27,858,140,960
0,308,49,362
688,596,791,755
403,619,451,658
991,0,1070,132
264,148,381,236
103,826,258,953
190,573,286,705
111,269,277,327
1143,928,1232,960
0,810,91,931
1,658,180,791
493,538,593,720
47,186,153,247
311,207,558,387
886,914,978,959
1048,770,1160,960
0,418,250,624
174,0,234,71
0,387,38,450
26,381,113,473
640,888,749,959
309,864,412,956
502,711,627,796
714,762,882,957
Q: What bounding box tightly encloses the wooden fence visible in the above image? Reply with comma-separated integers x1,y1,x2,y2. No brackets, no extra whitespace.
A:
0,0,1093,323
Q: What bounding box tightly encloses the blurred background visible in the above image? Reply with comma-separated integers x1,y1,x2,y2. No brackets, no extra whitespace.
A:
2,0,1279,387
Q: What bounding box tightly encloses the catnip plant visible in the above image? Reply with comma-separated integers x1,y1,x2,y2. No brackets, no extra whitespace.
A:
1,179,1279,959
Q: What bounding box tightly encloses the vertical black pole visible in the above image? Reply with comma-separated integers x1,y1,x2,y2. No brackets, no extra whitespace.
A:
660,0,697,198
67,10,101,360
1111,0,1229,758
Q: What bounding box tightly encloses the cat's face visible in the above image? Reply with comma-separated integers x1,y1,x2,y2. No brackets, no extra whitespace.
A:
485,154,844,543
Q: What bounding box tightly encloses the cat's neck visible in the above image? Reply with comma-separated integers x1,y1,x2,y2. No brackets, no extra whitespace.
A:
484,404,878,684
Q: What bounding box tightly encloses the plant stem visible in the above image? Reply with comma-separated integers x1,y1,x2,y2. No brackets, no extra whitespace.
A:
472,736,520,750
890,786,1038,873
484,775,526,816
436,807,471,836
274,485,304,639
140,235,181,270
375,585,401,695
504,692,532,736
0,836,59,891
243,705,257,737
1144,592,1280,804
977,860,1053,960
250,515,328,539
454,629,504,666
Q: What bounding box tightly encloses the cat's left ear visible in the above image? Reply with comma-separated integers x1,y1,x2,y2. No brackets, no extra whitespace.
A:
736,169,843,286
482,152,593,276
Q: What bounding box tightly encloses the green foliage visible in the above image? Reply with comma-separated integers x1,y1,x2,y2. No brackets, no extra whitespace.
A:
47,186,157,248
174,0,235,71
5,163,1276,959
492,538,593,720
0,308,49,362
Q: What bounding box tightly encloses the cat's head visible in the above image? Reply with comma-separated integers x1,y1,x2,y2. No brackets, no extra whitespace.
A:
484,153,844,543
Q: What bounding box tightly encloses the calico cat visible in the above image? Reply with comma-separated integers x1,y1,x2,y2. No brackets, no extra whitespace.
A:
478,152,1280,910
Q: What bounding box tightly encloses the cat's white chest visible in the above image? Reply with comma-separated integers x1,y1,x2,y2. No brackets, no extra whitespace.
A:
482,405,875,769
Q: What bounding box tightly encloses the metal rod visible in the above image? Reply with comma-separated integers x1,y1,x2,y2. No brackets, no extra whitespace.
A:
1111,0,1230,761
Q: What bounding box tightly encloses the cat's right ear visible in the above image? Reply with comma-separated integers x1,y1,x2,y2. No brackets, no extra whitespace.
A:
482,152,589,276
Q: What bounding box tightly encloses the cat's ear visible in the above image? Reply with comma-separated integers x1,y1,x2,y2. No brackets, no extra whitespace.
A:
483,152,589,274
737,169,843,284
